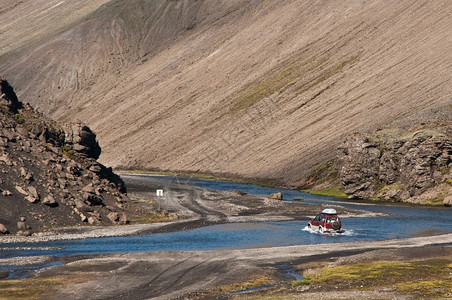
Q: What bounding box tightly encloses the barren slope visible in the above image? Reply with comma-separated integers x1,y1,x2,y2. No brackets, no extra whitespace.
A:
1,0,451,186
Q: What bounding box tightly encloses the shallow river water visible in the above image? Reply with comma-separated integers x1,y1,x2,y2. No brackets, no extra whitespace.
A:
1,175,451,259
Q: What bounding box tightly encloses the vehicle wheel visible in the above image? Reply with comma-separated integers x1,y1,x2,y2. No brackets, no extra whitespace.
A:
308,224,311,229
332,221,341,231
319,226,324,233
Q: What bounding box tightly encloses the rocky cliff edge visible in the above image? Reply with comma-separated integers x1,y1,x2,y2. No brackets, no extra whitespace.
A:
337,128,452,205
0,78,136,235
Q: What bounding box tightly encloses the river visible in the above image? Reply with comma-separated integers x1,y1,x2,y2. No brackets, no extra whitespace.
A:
0,175,451,279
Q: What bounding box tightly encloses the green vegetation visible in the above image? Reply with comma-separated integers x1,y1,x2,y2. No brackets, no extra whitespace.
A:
293,54,359,98
0,275,98,299
377,182,403,199
312,164,338,184
129,198,179,223
291,279,310,287
14,113,24,124
231,55,317,110
401,129,450,142
62,144,75,159
0,278,64,299
216,274,274,296
229,52,359,112
398,280,452,297
301,163,345,198
304,261,414,282
302,258,452,298
131,214,176,224
302,187,348,198
120,169,274,188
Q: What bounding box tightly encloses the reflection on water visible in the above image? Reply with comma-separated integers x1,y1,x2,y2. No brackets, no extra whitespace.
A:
0,261,63,280
302,226,357,237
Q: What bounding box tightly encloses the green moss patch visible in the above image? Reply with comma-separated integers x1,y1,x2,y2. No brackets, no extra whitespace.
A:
302,187,348,198
0,278,64,300
303,258,452,298
228,53,359,112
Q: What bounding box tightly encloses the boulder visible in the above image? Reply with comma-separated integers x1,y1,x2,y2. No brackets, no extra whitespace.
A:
0,154,13,166
88,216,100,225
0,79,131,234
443,195,452,206
16,230,32,237
17,221,29,230
107,212,120,224
19,167,33,181
269,192,283,200
15,185,28,196
81,184,96,194
79,213,88,222
27,186,39,199
89,163,103,174
2,190,12,196
0,223,8,234
119,213,129,224
83,193,104,206
25,195,39,203
42,195,57,207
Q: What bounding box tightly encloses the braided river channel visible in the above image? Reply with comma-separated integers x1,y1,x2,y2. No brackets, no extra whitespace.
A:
1,175,451,279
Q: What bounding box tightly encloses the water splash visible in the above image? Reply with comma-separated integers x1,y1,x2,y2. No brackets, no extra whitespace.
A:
302,226,357,236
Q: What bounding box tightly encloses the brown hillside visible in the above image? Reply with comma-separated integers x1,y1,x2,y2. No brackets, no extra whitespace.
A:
1,0,451,187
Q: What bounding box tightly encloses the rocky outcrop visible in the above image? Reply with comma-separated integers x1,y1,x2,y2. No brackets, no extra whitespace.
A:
0,78,22,113
0,78,138,235
65,121,102,160
338,130,452,204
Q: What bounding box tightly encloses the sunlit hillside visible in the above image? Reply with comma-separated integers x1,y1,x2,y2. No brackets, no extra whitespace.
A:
1,0,451,186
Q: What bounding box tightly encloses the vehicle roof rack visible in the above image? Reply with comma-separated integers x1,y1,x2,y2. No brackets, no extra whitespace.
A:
322,208,337,214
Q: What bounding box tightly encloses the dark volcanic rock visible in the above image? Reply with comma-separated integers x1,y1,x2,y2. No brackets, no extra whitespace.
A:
338,129,452,204
0,78,137,235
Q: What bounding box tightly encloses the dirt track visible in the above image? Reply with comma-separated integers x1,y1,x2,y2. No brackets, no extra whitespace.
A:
1,174,451,299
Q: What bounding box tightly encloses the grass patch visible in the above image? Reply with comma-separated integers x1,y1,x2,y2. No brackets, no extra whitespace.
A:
422,199,448,206
397,280,452,297
0,278,63,300
14,113,25,124
303,258,452,298
0,275,97,299
304,261,414,283
129,198,179,223
292,279,310,287
217,274,274,294
228,52,359,113
231,55,318,111
62,144,75,159
119,169,274,188
130,213,177,224
377,182,403,198
302,187,348,198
